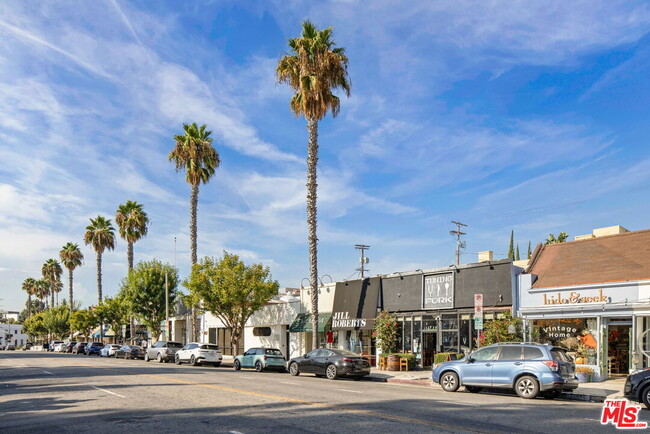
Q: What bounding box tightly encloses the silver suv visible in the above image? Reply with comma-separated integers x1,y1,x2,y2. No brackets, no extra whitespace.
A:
432,343,578,399
144,341,183,363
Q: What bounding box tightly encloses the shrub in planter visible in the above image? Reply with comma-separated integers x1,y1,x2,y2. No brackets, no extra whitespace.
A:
434,353,452,365
374,312,398,355
575,366,594,382
391,353,417,370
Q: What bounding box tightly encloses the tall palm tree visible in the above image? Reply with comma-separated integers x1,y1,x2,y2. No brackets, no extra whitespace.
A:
169,123,220,342
84,216,116,303
169,123,220,265
60,242,84,311
34,279,50,309
42,259,63,308
21,277,38,318
277,20,350,347
115,201,149,270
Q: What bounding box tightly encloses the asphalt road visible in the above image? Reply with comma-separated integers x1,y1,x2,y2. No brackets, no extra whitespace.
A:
0,351,631,433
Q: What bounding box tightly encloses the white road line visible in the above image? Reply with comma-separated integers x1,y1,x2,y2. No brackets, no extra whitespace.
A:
337,389,363,394
42,370,54,375
230,431,244,434
280,381,298,385
584,418,601,422
91,386,125,398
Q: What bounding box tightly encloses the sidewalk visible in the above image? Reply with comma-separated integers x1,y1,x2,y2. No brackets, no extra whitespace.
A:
367,367,627,402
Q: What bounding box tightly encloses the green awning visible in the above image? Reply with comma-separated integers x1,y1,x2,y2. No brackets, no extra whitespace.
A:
289,313,332,333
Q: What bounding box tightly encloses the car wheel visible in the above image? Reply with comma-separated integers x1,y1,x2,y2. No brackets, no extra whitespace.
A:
234,360,241,370
157,353,163,363
213,362,221,367
255,361,264,372
190,355,197,366
326,364,338,380
440,372,460,392
641,385,650,409
541,390,561,400
289,362,300,376
144,353,150,362
466,386,482,393
515,376,540,399
175,355,181,365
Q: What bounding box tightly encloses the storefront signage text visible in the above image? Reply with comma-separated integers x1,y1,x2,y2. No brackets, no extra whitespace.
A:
543,289,610,306
332,311,367,328
423,273,454,309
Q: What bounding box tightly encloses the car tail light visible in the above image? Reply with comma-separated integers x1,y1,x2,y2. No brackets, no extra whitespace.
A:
342,358,354,362
264,355,268,360
543,360,559,371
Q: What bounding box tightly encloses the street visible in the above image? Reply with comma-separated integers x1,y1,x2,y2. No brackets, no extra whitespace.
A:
0,352,627,433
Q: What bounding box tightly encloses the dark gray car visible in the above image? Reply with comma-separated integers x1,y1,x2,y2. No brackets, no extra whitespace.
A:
144,341,183,363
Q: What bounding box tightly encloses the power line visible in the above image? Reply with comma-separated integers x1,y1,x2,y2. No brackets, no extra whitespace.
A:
450,221,467,266
354,244,370,278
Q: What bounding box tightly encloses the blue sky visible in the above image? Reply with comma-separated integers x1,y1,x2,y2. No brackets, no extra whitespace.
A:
1,1,650,312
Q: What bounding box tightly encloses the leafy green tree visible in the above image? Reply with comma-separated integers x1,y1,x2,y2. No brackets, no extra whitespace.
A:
23,312,47,340
374,311,398,355
545,232,569,245
34,279,50,309
42,304,71,339
19,298,46,323
84,216,116,303
184,252,279,355
277,21,350,348
121,259,179,342
479,311,523,346
507,230,515,260
70,309,99,339
60,242,84,311
115,201,150,270
95,296,129,343
42,258,63,307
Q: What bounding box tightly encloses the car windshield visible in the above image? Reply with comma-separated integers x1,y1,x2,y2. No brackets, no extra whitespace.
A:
167,342,183,348
334,349,360,357
551,348,570,362
201,344,219,351
265,349,282,356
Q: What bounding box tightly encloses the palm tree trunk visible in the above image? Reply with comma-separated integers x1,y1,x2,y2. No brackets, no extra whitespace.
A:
190,183,199,341
127,242,134,270
51,283,55,308
27,295,31,318
68,269,74,311
96,251,103,303
306,118,319,349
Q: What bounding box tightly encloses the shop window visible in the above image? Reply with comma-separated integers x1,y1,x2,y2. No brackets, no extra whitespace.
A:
403,318,412,352
422,316,437,332
253,327,272,337
442,314,458,330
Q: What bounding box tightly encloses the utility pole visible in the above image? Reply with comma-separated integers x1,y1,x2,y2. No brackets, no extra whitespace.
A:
450,221,467,266
355,244,370,278
165,272,170,341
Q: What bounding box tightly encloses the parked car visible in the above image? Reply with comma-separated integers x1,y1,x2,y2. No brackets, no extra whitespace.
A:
234,348,286,372
6,344,16,351
432,343,578,399
49,340,64,352
288,348,371,380
100,344,122,357
114,345,145,360
144,341,183,363
624,369,650,408
175,343,223,367
84,342,104,356
63,342,77,353
23,343,34,351
55,342,69,352
72,342,87,354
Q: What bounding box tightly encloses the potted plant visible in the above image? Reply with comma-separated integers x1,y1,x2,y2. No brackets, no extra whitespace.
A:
374,312,399,370
575,343,589,365
575,366,593,382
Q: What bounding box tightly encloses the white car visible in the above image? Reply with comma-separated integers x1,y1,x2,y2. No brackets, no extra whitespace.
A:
52,342,65,352
49,340,64,352
175,342,223,367
100,344,121,357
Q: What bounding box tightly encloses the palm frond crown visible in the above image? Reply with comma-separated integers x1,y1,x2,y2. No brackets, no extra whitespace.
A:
60,242,84,270
84,216,116,254
168,122,221,187
115,201,150,244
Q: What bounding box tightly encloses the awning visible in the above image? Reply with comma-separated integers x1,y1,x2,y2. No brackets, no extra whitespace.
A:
289,313,332,333
92,326,115,338
331,277,381,330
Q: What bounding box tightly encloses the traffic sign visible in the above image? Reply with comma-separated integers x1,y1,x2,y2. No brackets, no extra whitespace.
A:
474,317,484,330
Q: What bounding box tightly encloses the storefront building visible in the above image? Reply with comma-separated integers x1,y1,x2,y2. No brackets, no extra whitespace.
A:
288,283,336,355
245,300,301,360
381,255,518,367
517,226,650,381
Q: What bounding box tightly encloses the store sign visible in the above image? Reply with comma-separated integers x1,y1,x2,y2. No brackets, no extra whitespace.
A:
423,273,454,309
332,311,367,328
543,289,611,306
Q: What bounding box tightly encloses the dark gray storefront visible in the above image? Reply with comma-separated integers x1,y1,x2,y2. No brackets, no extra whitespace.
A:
381,259,515,367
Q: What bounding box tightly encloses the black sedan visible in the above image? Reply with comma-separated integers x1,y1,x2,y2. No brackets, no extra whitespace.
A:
624,369,650,408
115,345,145,360
288,348,370,380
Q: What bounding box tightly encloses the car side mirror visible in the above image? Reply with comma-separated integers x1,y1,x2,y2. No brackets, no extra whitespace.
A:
466,357,475,363
304,354,309,358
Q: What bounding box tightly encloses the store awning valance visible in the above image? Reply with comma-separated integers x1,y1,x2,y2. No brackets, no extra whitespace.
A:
331,277,381,330
289,313,332,333
91,326,115,338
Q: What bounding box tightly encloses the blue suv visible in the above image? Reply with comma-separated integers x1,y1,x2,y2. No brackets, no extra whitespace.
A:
432,343,578,399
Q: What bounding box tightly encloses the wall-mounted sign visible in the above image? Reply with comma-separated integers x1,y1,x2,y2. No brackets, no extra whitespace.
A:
543,289,611,306
423,273,454,309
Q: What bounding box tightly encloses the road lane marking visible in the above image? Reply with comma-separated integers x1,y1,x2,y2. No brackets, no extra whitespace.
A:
42,370,54,375
337,388,362,394
280,381,298,385
230,431,244,434
92,386,125,398
47,359,492,433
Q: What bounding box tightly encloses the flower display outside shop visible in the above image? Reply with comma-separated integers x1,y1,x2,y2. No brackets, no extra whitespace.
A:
374,311,398,355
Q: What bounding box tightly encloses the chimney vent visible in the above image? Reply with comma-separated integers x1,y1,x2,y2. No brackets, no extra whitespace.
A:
478,251,493,262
